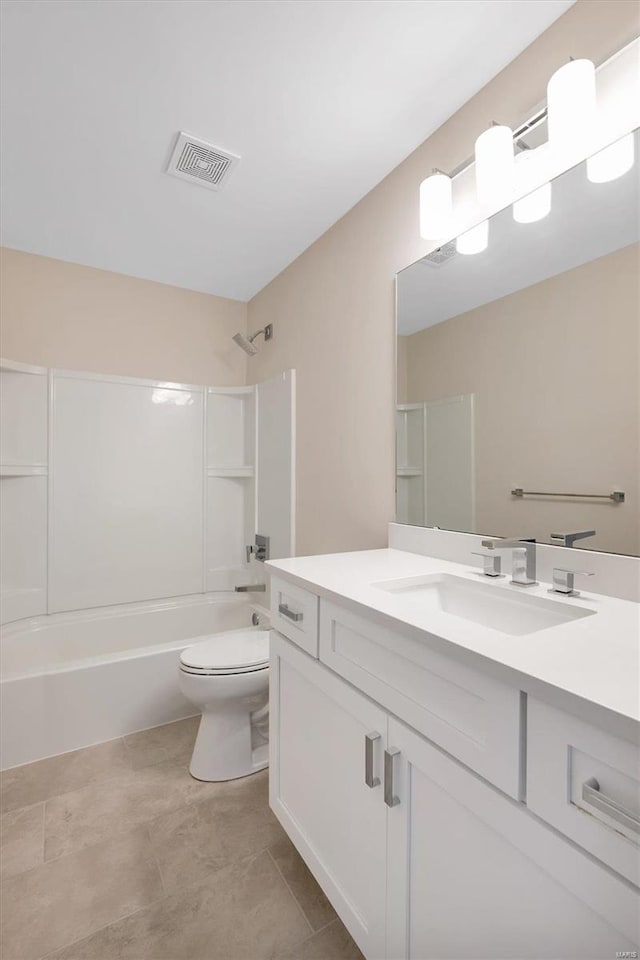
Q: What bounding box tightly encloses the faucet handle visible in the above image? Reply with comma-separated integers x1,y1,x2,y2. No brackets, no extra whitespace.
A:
471,551,502,578
550,567,594,597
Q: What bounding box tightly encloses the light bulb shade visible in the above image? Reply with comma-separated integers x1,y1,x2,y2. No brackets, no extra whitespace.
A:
475,125,514,207
513,149,552,223
547,58,596,149
587,133,635,183
419,172,453,239
456,220,488,255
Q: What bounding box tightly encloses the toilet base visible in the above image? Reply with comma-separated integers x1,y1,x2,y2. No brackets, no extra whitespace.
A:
189,744,268,782
188,706,269,782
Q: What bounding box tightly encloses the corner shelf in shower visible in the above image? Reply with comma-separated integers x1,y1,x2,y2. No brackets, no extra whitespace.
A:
0,464,48,477
396,467,422,477
207,466,255,478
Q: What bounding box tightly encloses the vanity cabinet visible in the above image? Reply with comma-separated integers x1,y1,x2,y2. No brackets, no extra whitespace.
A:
319,598,523,799
527,697,640,886
271,576,319,655
270,627,639,959
386,716,639,960
269,631,388,959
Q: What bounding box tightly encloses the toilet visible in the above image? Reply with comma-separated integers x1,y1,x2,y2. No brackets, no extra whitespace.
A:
178,628,270,782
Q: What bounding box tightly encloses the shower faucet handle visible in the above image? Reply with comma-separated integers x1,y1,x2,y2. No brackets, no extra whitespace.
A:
245,535,270,564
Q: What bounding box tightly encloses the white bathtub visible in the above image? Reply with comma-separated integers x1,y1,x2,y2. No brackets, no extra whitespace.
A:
0,594,266,770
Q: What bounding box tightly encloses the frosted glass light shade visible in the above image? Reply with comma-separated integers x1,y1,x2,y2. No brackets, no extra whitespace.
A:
419,172,453,239
456,220,488,255
513,149,552,223
587,133,635,183
547,59,596,149
475,125,514,206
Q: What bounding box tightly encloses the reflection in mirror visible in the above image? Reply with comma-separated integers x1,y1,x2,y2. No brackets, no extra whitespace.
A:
396,129,639,556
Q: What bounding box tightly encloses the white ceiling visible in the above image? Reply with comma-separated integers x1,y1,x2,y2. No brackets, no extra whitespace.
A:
1,0,573,301
397,129,640,336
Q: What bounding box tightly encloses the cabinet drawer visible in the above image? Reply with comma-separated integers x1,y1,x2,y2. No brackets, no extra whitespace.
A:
527,698,640,886
319,598,523,798
270,576,319,656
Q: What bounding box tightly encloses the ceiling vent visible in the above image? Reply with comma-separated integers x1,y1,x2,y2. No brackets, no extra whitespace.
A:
420,241,457,266
166,133,240,191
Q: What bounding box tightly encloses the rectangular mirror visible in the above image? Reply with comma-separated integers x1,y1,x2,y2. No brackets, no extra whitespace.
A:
396,128,639,556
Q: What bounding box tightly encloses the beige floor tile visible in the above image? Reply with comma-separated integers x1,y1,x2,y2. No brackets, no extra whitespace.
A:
44,758,228,861
1,827,163,960
49,850,311,960
276,918,365,960
123,717,199,770
1,739,131,814
0,802,44,881
146,768,286,893
268,834,337,931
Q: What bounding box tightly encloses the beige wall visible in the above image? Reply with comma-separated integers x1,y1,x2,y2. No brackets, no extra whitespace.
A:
402,244,640,556
247,1,639,557
0,248,248,386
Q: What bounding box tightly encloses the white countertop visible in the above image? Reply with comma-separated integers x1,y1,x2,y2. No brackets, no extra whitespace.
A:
267,548,640,730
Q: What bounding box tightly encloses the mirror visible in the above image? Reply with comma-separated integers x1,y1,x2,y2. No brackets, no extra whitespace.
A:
396,128,639,556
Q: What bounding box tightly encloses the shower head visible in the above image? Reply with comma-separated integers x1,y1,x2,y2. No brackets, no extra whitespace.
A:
232,332,259,356
231,324,273,356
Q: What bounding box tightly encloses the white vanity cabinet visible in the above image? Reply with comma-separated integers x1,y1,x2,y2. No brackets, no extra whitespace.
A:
269,631,388,959
386,717,639,960
319,597,523,799
269,578,640,959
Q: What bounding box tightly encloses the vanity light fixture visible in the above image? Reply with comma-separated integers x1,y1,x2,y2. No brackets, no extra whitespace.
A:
474,123,514,206
418,39,637,247
547,58,596,152
587,132,635,183
513,148,552,223
456,220,488,255
419,169,453,239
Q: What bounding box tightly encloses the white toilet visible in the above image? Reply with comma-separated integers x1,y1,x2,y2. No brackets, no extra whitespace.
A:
178,629,270,782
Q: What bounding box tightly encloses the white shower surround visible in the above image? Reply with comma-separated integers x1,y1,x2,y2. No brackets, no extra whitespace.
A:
0,359,295,768
0,360,295,622
0,593,264,769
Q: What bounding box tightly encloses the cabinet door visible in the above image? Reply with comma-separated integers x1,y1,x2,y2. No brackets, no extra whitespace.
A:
270,631,387,959
386,717,639,960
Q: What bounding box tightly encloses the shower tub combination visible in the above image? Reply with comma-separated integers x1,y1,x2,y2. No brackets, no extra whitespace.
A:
0,593,266,770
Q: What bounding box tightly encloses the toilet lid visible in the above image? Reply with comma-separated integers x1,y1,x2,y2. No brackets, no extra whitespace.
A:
180,629,269,672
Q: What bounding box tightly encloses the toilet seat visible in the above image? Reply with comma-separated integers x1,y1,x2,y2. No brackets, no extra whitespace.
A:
180,629,269,676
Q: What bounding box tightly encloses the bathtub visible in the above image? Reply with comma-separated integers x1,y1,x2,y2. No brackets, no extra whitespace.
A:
0,593,267,770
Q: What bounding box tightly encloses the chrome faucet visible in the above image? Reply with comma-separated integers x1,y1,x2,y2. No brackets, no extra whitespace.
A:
549,529,595,548
480,538,537,587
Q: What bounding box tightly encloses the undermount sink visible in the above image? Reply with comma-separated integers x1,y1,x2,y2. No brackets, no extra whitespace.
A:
371,573,595,636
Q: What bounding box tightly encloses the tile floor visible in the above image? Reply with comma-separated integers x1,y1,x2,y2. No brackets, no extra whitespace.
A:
0,717,364,960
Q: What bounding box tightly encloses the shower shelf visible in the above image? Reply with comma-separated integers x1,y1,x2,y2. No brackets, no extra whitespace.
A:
207,466,254,478
0,464,48,477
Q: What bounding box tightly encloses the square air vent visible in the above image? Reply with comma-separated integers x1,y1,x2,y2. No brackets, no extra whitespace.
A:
421,241,457,266
166,132,240,191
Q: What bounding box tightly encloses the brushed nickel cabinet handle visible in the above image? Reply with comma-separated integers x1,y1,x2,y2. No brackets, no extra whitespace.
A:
365,732,381,788
384,747,400,807
278,603,303,622
582,777,640,834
